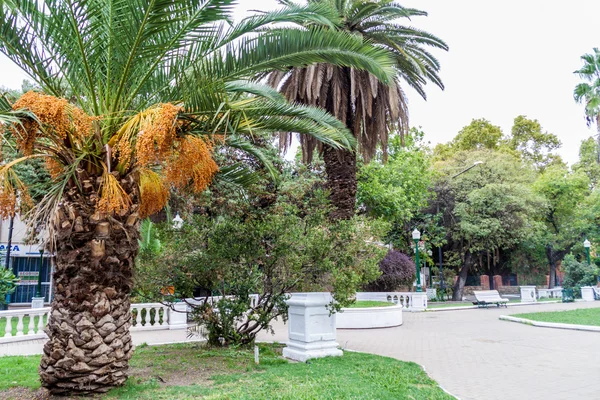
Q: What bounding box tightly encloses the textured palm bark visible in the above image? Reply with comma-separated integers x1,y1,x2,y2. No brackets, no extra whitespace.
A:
322,145,357,220
39,172,140,395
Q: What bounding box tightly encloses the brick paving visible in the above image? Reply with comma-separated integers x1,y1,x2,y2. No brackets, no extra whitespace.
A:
258,301,600,400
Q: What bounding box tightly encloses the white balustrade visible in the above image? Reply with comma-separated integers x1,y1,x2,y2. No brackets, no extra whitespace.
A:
130,303,169,331
356,292,420,310
0,307,50,343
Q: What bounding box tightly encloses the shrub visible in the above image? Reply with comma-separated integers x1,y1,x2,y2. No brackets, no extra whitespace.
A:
0,268,18,305
562,254,599,290
365,250,416,292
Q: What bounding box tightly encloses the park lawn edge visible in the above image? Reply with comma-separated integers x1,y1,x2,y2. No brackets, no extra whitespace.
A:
0,342,455,399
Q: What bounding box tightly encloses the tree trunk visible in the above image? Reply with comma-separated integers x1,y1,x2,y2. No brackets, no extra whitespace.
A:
452,251,473,301
39,173,140,395
322,145,357,220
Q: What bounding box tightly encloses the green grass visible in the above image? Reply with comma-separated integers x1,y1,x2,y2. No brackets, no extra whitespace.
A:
513,307,600,326
0,315,46,337
346,300,394,308
0,343,454,399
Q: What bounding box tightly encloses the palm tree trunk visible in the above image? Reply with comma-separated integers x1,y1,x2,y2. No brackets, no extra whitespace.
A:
322,145,357,220
39,175,140,395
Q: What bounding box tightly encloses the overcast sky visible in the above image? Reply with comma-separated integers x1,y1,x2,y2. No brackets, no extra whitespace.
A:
1,0,598,165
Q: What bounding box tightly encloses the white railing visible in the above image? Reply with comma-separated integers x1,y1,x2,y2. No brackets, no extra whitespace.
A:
130,303,170,331
356,292,419,309
0,307,50,343
537,288,563,299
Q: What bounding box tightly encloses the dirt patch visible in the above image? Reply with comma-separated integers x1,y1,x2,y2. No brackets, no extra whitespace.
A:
0,387,48,400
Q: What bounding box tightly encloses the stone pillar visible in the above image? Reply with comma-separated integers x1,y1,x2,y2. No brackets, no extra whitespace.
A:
283,293,343,362
581,287,595,302
480,275,490,290
31,297,45,309
520,286,537,302
493,275,503,289
168,302,188,330
411,292,428,311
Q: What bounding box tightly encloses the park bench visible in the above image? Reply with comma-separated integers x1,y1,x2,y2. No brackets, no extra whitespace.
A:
473,290,509,308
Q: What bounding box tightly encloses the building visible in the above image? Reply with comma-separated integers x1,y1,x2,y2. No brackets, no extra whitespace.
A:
0,215,52,306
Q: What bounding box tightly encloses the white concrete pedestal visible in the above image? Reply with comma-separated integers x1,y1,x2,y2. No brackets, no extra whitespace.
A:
283,292,343,362
168,302,188,330
411,292,428,311
520,286,537,302
581,287,595,302
31,297,45,309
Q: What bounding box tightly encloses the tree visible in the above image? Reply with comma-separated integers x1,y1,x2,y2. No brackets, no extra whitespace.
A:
365,249,416,292
573,137,600,188
533,166,590,288
357,128,432,224
508,115,562,170
433,151,543,300
0,0,398,394
451,118,504,152
574,48,600,163
269,0,447,219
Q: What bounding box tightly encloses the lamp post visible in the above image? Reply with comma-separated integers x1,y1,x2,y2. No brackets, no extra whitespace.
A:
412,228,422,292
35,249,44,298
583,239,591,265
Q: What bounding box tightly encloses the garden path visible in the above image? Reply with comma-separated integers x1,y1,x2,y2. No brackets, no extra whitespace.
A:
259,301,600,400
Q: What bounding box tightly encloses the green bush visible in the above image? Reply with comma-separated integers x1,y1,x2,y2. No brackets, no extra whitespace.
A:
562,254,599,290
0,268,18,305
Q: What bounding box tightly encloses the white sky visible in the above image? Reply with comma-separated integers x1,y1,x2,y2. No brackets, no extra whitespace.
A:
1,0,598,165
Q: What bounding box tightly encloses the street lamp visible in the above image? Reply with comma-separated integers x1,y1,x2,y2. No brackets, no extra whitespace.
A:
412,228,422,292
583,239,591,265
35,249,44,298
172,213,184,230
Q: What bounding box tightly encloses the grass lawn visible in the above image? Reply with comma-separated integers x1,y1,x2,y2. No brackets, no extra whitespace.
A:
0,315,46,337
0,343,454,399
346,300,394,308
512,307,600,326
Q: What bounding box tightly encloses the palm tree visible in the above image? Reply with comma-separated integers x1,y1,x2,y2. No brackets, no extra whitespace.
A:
268,0,448,219
0,0,396,394
574,48,600,163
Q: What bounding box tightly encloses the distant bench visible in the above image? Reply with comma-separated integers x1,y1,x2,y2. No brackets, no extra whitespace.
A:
473,290,509,308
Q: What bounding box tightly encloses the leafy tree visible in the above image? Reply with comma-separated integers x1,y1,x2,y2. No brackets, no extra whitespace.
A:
270,0,447,219
533,166,590,288
574,48,600,163
508,115,562,170
0,268,18,305
573,137,600,188
451,118,504,152
357,129,432,224
136,167,386,346
0,0,398,394
434,151,543,300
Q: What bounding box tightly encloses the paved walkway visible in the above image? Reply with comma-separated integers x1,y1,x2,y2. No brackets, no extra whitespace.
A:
2,301,599,400
260,301,600,400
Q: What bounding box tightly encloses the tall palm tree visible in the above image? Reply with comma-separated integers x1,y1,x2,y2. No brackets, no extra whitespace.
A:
268,0,448,219
0,0,396,394
574,48,600,163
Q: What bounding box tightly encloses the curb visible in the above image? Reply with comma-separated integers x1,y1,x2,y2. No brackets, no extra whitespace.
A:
499,315,600,332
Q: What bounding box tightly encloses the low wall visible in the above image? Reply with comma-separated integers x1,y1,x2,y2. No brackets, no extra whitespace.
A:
497,287,520,295
337,304,403,329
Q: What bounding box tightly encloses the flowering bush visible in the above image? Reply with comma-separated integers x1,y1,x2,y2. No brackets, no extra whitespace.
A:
366,250,416,292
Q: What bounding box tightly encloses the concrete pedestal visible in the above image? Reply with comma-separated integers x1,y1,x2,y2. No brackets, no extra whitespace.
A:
581,287,595,302
31,297,45,309
283,292,343,362
520,286,537,302
168,302,188,330
411,292,428,311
